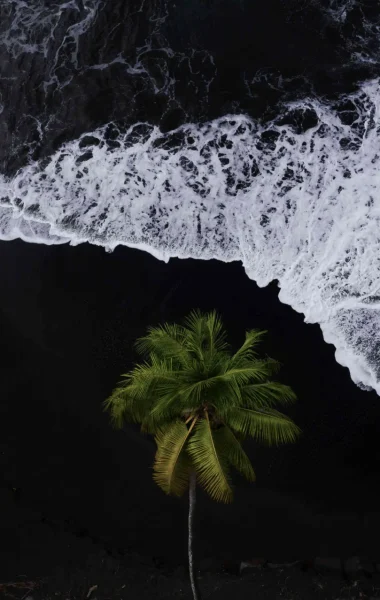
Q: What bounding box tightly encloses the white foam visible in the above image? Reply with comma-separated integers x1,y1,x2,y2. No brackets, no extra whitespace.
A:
1,80,380,395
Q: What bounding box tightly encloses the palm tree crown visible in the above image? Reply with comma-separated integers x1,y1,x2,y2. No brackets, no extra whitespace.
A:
104,310,301,504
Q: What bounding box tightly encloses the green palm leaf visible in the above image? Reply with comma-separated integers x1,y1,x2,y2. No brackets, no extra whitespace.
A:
228,406,302,446
153,419,196,496
172,362,273,410
127,359,174,402
203,310,229,355
213,425,256,482
135,323,191,367
229,329,267,366
187,414,233,503
103,387,130,428
103,374,152,427
183,309,209,361
215,362,273,385
241,381,297,409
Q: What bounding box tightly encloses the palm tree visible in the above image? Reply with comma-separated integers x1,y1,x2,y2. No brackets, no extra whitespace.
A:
104,310,301,600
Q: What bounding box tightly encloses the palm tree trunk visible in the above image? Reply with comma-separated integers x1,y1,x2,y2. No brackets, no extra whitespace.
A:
188,470,201,600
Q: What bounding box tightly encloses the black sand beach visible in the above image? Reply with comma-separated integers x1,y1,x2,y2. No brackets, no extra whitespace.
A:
1,240,380,599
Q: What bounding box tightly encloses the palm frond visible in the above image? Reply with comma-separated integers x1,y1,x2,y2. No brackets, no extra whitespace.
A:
215,362,273,386
262,357,282,376
206,379,243,413
135,324,190,366
173,362,273,408
140,375,191,433
183,309,208,361
229,329,267,366
153,419,196,497
143,353,233,419
187,414,233,503
149,367,240,417
204,310,229,355
103,374,149,428
130,358,179,406
103,388,130,429
241,381,297,409
213,425,256,482
129,357,175,393
141,401,183,434
228,407,301,446
104,358,181,430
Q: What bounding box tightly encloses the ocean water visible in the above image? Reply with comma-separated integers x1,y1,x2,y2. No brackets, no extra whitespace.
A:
0,0,379,394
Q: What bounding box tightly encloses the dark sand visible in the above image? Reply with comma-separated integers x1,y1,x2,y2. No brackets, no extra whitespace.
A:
1,239,380,597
